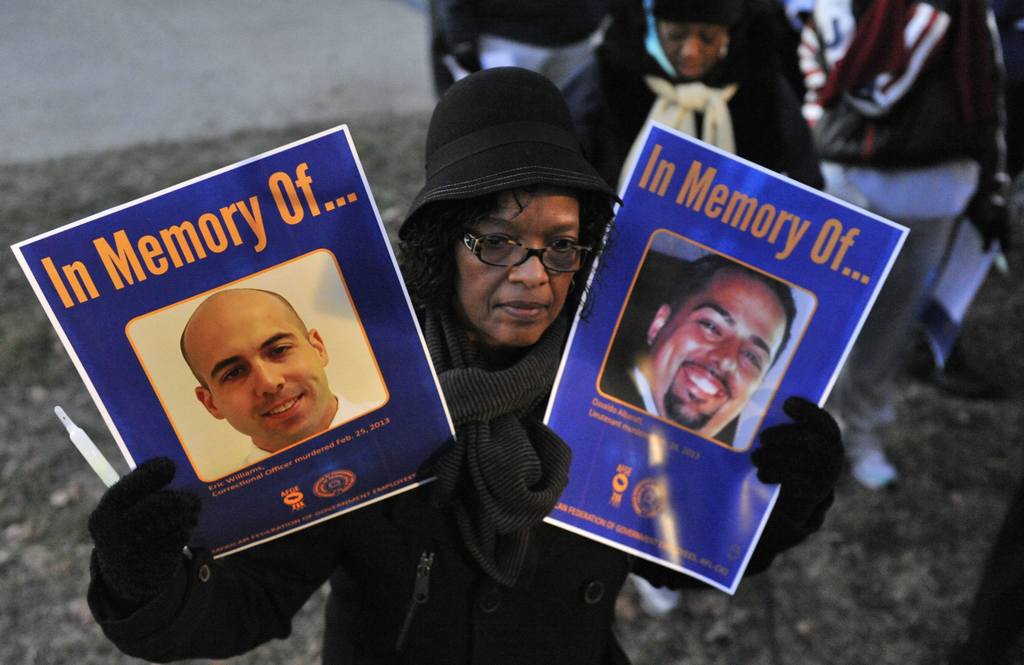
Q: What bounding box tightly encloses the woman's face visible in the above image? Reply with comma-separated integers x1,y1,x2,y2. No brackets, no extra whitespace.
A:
656,20,729,82
453,188,581,354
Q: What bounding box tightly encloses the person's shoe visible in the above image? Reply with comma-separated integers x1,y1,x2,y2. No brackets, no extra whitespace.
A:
930,365,1006,399
907,333,937,380
929,345,1007,400
849,449,898,490
908,335,1006,400
631,574,680,618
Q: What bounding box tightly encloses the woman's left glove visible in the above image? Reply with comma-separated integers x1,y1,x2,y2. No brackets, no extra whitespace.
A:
751,396,844,525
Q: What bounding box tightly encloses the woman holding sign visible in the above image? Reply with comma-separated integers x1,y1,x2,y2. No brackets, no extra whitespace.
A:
85,67,842,664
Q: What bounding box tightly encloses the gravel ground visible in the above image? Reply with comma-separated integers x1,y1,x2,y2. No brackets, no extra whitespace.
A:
2,112,1022,664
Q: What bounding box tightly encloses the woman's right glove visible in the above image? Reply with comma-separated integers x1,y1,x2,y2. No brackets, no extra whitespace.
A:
88,457,201,602
751,397,843,525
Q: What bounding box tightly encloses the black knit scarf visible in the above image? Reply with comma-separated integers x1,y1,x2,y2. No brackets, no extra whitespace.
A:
424,308,572,587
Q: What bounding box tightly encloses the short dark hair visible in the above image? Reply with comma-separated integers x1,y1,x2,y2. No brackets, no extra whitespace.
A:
664,253,797,365
398,186,614,318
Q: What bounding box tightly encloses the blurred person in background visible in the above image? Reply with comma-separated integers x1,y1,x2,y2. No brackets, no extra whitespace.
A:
909,0,1019,399
947,6,1022,661
949,469,1024,664
995,0,1023,177
799,0,1008,489
565,0,822,190
427,0,609,95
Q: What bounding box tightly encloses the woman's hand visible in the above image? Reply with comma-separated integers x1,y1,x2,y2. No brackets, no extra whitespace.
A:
88,457,201,602
751,396,844,524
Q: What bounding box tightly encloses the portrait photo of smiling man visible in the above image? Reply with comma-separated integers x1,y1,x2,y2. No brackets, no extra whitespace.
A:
180,288,344,466
125,252,390,480
601,238,800,448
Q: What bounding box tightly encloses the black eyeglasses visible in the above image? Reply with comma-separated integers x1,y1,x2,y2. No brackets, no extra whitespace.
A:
463,233,591,273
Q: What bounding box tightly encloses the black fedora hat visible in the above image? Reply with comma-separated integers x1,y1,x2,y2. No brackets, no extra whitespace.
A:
400,67,616,238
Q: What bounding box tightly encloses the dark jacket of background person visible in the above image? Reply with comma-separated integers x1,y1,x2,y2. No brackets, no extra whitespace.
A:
428,0,609,97
994,0,1023,175
87,464,826,664
434,0,609,49
565,0,823,189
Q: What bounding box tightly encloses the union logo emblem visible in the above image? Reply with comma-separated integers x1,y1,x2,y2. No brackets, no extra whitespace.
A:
313,469,357,498
631,478,666,518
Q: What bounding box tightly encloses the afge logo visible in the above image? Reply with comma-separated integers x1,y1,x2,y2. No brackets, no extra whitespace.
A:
281,485,305,511
610,464,632,508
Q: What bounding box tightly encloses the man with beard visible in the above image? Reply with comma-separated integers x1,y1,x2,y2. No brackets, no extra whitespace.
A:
601,253,795,446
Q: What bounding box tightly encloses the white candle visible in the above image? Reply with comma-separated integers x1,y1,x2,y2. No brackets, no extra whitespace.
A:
54,406,120,487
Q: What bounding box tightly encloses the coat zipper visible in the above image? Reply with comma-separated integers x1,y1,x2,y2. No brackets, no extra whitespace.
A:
395,551,434,651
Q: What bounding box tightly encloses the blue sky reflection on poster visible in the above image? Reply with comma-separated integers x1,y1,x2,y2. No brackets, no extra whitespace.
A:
12,127,454,557
545,124,907,593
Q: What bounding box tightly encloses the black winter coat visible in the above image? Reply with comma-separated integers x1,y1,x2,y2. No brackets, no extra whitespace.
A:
89,483,824,664
434,0,609,48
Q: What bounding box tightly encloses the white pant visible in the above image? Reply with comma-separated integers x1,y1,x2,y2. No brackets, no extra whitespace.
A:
822,160,977,457
445,33,596,90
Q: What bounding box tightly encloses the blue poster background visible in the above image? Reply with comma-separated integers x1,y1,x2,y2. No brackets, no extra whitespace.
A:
13,127,454,555
545,125,907,593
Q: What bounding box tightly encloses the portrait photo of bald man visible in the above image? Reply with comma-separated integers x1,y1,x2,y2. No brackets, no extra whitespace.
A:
127,251,388,480
180,288,344,467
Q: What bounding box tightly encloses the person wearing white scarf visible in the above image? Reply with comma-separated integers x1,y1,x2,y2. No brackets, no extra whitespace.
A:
563,0,822,192
617,0,743,187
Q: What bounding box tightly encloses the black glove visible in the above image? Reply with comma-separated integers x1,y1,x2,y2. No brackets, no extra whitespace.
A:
450,40,482,73
966,190,1010,251
751,397,844,525
88,457,201,602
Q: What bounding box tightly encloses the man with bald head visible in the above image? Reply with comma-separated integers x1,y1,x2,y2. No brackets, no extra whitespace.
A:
180,288,340,463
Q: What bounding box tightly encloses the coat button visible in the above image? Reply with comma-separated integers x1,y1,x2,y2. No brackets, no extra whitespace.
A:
198,564,211,583
478,586,502,613
582,579,605,605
